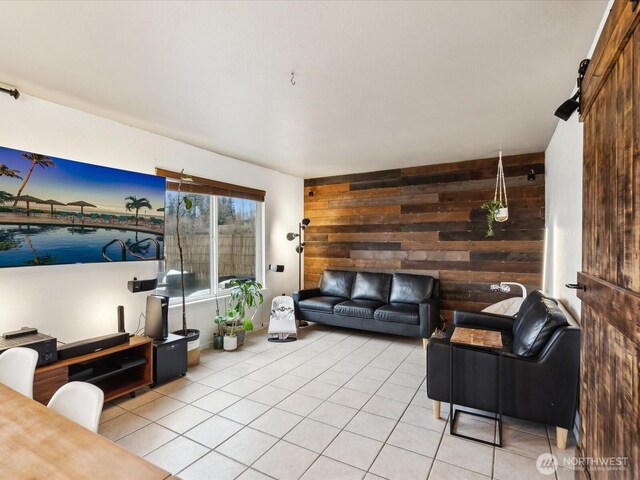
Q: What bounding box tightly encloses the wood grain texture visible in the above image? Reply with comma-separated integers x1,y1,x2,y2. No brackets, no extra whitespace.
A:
450,327,503,349
579,5,640,479
0,384,170,480
304,152,545,321
33,336,153,405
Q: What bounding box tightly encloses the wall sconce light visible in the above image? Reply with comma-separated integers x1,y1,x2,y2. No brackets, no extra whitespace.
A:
527,169,536,181
490,282,527,298
554,59,590,121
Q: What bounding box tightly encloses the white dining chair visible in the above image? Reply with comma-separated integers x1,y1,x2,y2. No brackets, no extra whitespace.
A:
0,347,39,398
47,382,104,433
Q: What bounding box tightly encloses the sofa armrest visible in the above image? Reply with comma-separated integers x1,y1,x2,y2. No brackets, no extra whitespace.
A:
293,288,321,303
419,297,441,338
293,288,320,318
453,310,515,332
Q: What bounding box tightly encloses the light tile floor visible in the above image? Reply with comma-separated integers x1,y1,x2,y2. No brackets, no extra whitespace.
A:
99,325,575,480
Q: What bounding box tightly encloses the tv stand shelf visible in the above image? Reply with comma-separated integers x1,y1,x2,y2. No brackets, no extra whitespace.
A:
34,336,153,405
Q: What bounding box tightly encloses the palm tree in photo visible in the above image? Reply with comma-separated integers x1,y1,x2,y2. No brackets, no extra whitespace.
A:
125,196,152,226
0,164,22,179
12,153,55,206
0,191,13,205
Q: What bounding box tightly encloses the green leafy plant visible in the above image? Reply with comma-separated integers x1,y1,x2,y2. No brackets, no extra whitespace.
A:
228,279,264,333
480,200,504,237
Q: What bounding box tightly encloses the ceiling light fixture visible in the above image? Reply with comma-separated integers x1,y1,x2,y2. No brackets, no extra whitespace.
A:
554,59,590,121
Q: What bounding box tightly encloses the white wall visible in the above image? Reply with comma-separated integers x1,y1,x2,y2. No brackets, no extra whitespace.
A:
543,0,612,320
544,116,583,318
0,94,303,345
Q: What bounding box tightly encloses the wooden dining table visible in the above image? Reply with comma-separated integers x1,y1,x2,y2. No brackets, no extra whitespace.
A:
0,383,172,479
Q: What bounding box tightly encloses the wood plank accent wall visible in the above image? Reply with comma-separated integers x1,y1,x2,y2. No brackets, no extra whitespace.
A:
303,152,545,322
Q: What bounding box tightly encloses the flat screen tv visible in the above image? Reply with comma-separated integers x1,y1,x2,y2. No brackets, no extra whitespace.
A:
0,145,165,268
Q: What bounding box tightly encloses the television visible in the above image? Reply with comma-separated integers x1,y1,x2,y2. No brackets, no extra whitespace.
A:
0,145,165,268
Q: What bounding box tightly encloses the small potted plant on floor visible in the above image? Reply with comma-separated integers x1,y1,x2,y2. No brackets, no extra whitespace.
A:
213,296,225,349
228,279,264,342
223,310,240,351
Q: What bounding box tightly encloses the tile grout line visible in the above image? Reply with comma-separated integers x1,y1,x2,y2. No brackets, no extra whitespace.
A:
107,328,429,478
296,338,427,480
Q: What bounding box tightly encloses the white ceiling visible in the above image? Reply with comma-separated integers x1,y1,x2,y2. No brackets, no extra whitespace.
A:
0,1,607,179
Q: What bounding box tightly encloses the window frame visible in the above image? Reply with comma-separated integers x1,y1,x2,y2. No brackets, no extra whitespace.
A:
165,191,264,306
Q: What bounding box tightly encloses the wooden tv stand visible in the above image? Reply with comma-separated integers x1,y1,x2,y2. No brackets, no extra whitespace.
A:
33,336,153,405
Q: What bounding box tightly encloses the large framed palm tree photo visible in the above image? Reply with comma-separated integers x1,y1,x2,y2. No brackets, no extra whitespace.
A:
0,145,165,268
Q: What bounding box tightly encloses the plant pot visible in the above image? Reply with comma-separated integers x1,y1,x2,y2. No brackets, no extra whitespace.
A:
213,335,224,350
172,329,200,367
236,328,245,346
224,335,237,351
495,207,509,222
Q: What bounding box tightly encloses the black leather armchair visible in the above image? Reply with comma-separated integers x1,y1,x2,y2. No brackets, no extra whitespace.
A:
427,290,581,449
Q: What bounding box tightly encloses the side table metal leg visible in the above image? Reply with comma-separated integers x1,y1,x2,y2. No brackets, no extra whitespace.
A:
449,343,454,435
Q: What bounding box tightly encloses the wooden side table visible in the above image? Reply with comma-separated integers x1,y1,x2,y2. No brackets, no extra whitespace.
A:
449,327,503,447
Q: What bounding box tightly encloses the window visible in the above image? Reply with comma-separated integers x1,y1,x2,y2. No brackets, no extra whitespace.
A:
156,171,264,302
161,191,213,298
217,196,258,290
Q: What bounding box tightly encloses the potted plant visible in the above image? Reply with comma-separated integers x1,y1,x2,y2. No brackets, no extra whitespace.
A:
480,200,504,237
228,278,264,337
172,170,201,365
213,296,225,349
223,309,240,351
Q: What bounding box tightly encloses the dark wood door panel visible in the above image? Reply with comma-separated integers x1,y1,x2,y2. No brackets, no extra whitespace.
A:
579,305,639,480
580,4,640,479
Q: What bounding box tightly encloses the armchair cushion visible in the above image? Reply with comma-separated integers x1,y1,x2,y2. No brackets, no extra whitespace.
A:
374,303,419,325
352,272,392,303
389,273,434,304
319,270,355,299
512,292,568,357
334,299,384,319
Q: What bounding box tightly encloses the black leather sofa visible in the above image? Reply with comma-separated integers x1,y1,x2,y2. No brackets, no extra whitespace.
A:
427,290,580,449
293,270,441,339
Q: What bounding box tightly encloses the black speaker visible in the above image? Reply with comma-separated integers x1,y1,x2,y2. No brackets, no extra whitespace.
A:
145,295,168,340
127,277,158,293
117,305,125,333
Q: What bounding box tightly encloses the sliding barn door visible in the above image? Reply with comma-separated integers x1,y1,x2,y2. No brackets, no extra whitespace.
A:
577,1,640,479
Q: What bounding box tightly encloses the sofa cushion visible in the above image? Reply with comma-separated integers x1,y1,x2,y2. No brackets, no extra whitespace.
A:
334,299,384,319
374,303,420,325
389,273,434,304
512,293,568,357
298,296,346,313
352,272,392,303
319,270,356,299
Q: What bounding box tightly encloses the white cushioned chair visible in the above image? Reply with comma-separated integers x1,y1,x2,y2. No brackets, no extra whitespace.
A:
0,347,39,398
48,381,104,433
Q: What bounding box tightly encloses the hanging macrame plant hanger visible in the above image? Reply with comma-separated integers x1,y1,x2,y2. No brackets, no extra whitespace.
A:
494,150,509,222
